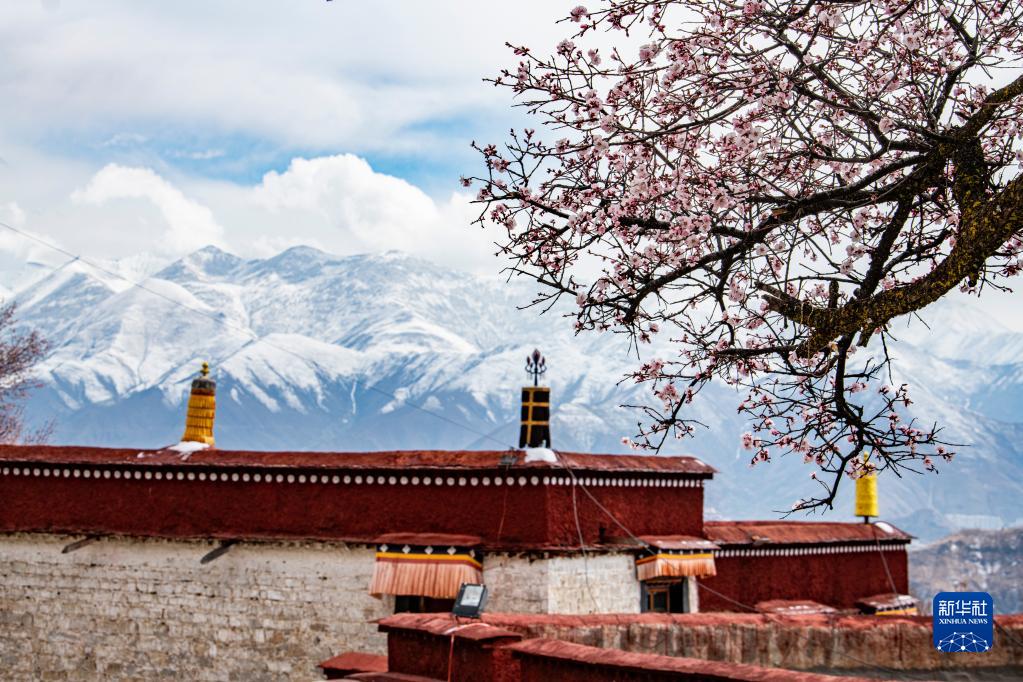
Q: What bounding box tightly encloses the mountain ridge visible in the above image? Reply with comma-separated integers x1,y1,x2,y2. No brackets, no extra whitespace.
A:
10,243,1023,542
910,526,1023,612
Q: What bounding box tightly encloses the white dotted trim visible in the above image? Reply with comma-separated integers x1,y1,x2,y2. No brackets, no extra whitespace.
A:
0,466,708,488
715,542,906,558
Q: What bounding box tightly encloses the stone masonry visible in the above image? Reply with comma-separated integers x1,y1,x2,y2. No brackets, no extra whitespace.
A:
484,553,640,616
0,534,388,681
0,534,644,680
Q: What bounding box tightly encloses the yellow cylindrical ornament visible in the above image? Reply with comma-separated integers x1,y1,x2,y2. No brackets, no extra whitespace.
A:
181,362,216,446
855,452,878,519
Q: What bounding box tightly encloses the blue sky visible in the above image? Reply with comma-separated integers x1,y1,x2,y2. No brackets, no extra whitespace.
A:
0,1,578,273
0,0,1019,327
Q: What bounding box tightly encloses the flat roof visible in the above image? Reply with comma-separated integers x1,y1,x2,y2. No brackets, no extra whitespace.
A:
704,520,911,545
0,445,715,476
379,614,522,642
377,611,947,631
318,652,388,676
505,638,871,682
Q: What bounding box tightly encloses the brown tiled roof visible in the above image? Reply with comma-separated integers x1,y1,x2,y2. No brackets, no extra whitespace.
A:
318,652,387,675
377,614,522,642
505,639,880,681
372,610,1023,631
855,593,917,612
0,445,714,475
345,673,440,682
704,521,911,545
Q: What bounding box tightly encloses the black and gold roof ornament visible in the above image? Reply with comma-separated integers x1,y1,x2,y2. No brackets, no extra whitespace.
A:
181,361,216,446
519,349,550,448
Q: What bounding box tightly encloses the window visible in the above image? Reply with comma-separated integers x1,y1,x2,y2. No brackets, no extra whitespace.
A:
640,579,689,613
393,595,456,614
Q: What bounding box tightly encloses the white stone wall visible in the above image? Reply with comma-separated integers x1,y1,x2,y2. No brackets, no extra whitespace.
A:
0,533,388,681
482,554,550,613
483,552,640,615
0,535,644,681
546,553,640,614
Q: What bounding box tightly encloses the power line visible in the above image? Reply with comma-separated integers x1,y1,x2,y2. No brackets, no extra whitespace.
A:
6,219,911,673
554,452,901,676
2,220,250,338
871,524,900,596
0,219,514,450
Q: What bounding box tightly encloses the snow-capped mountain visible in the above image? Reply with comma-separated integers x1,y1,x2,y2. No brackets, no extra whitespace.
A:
10,245,1023,541
910,527,1023,612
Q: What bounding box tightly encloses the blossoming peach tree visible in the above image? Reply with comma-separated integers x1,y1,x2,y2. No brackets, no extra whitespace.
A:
467,0,1023,511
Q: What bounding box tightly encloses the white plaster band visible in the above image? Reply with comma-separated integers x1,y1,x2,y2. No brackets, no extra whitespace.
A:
0,465,709,490
714,543,904,558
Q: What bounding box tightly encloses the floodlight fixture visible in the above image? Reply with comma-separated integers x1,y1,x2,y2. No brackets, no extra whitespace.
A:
452,583,488,619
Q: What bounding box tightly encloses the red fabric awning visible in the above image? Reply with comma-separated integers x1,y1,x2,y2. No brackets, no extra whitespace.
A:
636,551,716,580
369,535,482,599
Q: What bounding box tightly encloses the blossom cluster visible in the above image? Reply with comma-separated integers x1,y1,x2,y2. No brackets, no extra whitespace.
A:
470,0,1023,511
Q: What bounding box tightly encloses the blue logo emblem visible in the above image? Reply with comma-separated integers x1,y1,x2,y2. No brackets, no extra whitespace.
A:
933,592,993,653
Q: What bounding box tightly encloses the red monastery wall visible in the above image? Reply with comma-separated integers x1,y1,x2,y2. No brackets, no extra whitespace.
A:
700,548,908,611
544,483,704,544
0,466,550,546
0,445,709,549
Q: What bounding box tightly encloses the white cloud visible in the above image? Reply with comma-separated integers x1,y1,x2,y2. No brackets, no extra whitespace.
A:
0,2,580,153
0,200,71,295
251,155,486,262
0,1,594,279
237,154,495,271
0,201,25,228
71,164,225,254
59,155,493,273
170,149,224,160
100,132,148,148
0,1,584,281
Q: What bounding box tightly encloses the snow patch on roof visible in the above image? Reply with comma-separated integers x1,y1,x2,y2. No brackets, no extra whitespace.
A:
524,447,557,464
168,441,210,460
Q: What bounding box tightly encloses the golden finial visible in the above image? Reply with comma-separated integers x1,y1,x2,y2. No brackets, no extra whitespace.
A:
181,361,216,446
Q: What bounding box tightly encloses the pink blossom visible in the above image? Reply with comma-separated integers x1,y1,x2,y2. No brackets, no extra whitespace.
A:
471,0,1010,512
